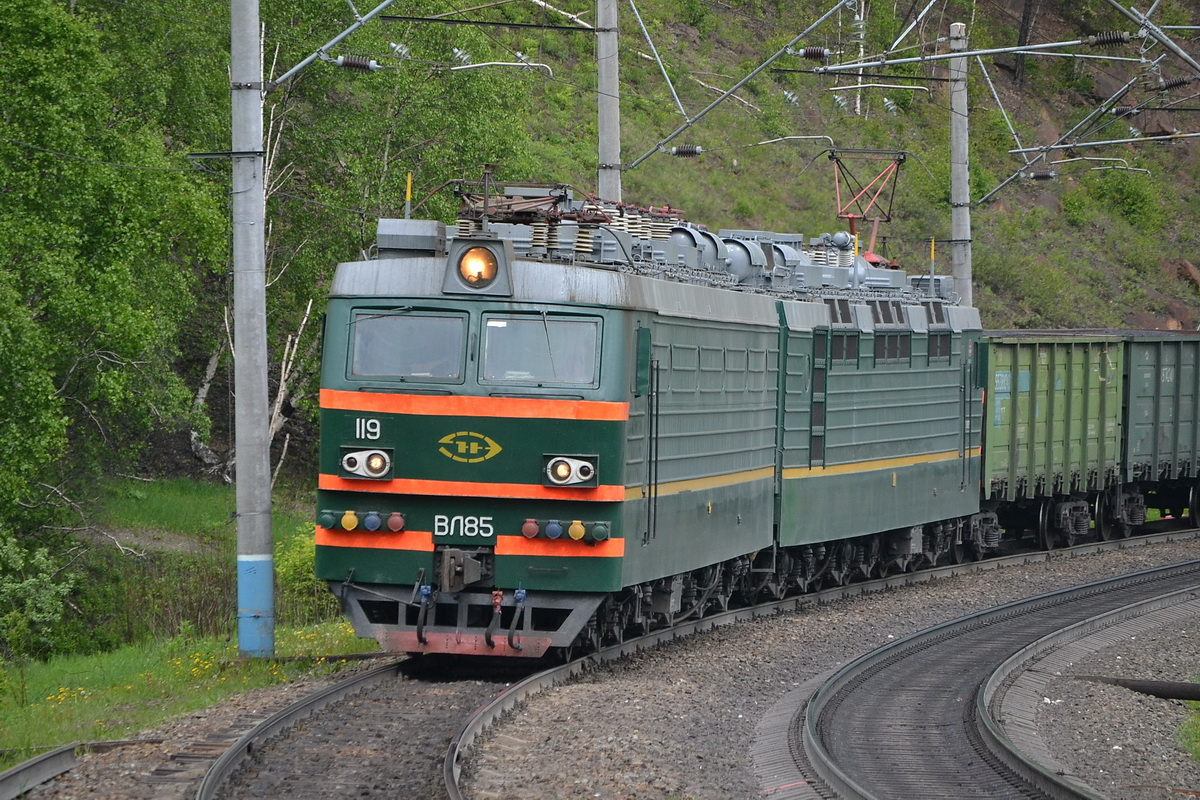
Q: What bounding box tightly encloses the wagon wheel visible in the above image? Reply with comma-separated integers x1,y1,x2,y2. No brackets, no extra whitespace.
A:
1061,526,1078,548
603,600,626,646
1189,482,1200,529
1036,499,1057,550
827,541,854,586
1095,494,1118,542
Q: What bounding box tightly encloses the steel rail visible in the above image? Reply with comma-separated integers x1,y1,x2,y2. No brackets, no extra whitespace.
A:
193,660,404,800
801,556,1200,799
978,586,1200,799
0,744,78,800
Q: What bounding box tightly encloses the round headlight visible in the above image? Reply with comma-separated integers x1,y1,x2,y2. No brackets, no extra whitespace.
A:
365,451,389,477
458,247,498,287
547,458,574,485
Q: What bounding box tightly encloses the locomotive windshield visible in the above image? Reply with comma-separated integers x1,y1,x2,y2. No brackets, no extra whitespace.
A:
349,310,465,380
481,314,600,385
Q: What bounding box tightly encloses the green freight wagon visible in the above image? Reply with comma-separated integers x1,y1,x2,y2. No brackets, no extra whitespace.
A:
979,333,1123,547
1122,331,1200,525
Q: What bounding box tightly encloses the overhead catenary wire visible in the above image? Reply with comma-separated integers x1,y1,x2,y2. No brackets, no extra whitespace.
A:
628,0,855,171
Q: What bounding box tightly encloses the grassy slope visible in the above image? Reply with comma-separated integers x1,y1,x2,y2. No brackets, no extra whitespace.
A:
0,623,375,770
507,0,1200,331
0,477,378,768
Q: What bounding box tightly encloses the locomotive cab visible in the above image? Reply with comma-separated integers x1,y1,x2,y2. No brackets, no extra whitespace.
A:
316,216,632,657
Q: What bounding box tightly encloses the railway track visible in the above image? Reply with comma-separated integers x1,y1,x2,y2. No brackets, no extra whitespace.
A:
199,657,536,799
4,527,1196,800
798,559,1200,799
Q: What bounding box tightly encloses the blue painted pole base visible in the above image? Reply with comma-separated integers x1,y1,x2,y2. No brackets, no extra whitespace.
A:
237,554,275,658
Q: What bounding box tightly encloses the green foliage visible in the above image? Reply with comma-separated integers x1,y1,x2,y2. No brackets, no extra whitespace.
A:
0,0,226,525
679,0,710,29
1088,171,1165,231
0,533,73,663
275,525,339,625
0,531,74,705
1183,698,1200,763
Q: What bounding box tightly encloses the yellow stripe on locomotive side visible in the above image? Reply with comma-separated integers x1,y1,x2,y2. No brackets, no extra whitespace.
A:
780,447,982,480
623,466,775,500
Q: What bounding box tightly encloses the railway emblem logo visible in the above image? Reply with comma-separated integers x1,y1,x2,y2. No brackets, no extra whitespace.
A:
438,431,503,463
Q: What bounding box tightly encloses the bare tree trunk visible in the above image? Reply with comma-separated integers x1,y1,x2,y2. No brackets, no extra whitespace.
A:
190,346,223,467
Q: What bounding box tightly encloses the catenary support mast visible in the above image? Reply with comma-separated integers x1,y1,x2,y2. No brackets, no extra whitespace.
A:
230,0,274,657
597,0,622,201
949,22,973,306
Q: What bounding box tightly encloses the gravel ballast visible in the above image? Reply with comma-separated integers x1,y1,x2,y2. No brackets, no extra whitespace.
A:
462,542,1200,800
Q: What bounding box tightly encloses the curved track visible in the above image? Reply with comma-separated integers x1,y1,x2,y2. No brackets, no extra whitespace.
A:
801,560,1200,799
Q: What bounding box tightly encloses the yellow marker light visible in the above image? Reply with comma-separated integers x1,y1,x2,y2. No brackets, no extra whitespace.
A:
458,247,498,287
341,510,359,531
568,520,586,540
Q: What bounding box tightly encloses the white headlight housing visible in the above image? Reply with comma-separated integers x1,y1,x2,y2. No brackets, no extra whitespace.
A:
342,449,392,479
544,456,597,486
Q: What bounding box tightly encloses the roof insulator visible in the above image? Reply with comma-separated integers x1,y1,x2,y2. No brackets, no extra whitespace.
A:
795,46,832,61
1085,31,1132,47
336,55,380,72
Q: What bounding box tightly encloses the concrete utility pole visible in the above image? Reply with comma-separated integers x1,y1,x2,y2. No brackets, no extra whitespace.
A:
230,0,274,657
949,22,973,307
596,0,622,201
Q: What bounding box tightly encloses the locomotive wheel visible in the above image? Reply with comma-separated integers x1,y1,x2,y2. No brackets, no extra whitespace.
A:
861,535,883,578
1036,499,1057,550
1189,482,1200,528
827,541,854,586
951,538,971,564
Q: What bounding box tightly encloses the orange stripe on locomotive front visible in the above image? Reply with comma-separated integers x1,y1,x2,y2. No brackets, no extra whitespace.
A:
320,388,630,421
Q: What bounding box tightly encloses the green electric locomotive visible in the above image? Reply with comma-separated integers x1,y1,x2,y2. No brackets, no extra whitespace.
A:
315,184,994,657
